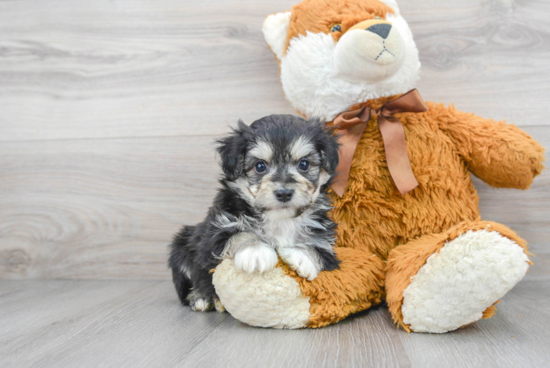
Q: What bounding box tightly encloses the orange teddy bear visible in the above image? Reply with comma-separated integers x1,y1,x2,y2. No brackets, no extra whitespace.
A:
212,0,545,332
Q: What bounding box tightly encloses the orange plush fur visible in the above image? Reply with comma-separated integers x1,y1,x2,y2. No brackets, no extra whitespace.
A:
263,0,545,331
282,247,385,328
285,0,394,46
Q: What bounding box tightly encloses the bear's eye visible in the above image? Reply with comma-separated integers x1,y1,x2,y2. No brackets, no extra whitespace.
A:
254,160,268,174
330,24,342,33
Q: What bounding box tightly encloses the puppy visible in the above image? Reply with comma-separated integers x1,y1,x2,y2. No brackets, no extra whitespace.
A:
168,114,340,312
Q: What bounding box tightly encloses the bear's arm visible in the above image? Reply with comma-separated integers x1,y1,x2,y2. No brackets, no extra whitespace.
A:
433,103,545,189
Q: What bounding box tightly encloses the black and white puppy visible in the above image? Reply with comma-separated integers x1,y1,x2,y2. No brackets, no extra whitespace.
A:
168,114,341,312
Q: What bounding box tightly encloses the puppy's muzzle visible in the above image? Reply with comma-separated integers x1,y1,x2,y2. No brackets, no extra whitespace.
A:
274,189,294,203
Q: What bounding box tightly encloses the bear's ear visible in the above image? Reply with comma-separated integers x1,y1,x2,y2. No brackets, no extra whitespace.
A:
379,0,400,14
262,12,291,60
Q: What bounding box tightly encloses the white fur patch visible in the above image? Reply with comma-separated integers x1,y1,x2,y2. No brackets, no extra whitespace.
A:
191,298,211,312
213,259,311,329
262,12,292,60
234,243,278,274
401,230,530,333
319,169,331,186
248,140,273,162
180,265,192,280
277,247,320,281
279,12,420,122
223,231,261,258
290,136,314,161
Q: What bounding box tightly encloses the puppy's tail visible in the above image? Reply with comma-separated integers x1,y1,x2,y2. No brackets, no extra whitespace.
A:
168,225,195,305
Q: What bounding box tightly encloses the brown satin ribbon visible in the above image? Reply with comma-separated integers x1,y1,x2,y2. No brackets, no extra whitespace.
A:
331,89,429,197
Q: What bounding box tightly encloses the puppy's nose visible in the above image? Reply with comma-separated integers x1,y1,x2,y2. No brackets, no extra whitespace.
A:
366,23,392,39
274,189,294,203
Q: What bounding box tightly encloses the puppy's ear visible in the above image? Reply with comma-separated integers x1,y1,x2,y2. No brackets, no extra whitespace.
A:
311,118,340,175
217,120,252,181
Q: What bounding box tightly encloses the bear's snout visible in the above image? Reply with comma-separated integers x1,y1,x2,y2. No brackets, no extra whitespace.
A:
366,23,392,39
333,19,405,84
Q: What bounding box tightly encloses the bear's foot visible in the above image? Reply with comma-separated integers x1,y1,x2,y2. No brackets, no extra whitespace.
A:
387,220,530,333
402,229,528,333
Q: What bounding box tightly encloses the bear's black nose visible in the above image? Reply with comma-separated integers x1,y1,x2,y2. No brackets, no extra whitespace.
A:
366,23,392,39
274,189,294,203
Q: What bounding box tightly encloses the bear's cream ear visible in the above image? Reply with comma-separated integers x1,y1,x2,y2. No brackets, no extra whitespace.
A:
262,12,291,60
379,0,400,14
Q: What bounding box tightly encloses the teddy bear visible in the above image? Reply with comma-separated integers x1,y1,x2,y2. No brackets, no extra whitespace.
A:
211,0,545,333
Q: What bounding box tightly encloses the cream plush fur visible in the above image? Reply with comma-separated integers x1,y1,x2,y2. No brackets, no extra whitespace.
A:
401,230,530,333
213,259,311,329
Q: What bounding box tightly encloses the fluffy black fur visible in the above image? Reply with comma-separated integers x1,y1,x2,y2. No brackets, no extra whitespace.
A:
169,114,341,311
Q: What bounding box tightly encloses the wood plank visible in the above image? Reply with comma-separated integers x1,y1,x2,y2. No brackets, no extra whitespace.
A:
0,135,219,279
188,280,550,367
184,304,410,368
0,0,549,142
0,280,229,368
0,280,158,342
397,279,550,368
0,127,548,280
0,0,296,142
408,0,550,125
3,279,547,368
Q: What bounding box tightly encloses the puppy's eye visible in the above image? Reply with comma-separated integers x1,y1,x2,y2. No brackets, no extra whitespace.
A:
374,16,382,20
298,159,310,172
254,160,268,174
330,24,342,33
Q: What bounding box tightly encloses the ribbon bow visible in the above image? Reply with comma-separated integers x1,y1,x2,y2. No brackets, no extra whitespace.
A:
331,89,429,197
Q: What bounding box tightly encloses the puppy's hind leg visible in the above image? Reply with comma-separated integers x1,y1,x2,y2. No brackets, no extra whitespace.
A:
170,246,219,312
169,225,226,312
188,293,224,313
169,225,196,305
187,268,219,312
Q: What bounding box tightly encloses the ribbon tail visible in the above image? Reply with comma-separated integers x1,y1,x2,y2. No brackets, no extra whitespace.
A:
378,116,419,195
331,122,368,197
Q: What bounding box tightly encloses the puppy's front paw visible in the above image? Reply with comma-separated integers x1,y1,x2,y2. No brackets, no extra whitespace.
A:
281,250,320,281
234,244,278,274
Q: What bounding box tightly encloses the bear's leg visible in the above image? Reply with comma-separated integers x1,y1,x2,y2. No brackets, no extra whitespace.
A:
386,220,530,333
213,247,386,329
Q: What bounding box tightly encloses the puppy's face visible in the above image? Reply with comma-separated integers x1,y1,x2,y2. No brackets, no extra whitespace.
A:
218,115,339,217
245,135,328,214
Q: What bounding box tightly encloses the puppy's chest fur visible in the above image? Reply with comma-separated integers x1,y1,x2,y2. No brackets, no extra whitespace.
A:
260,212,309,248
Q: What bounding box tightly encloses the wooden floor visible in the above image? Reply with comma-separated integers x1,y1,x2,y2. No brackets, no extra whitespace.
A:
1,279,549,368
1,0,550,367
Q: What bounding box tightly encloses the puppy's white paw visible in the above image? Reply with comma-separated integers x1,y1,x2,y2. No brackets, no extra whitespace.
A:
281,249,320,281
234,244,278,274
190,298,212,312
